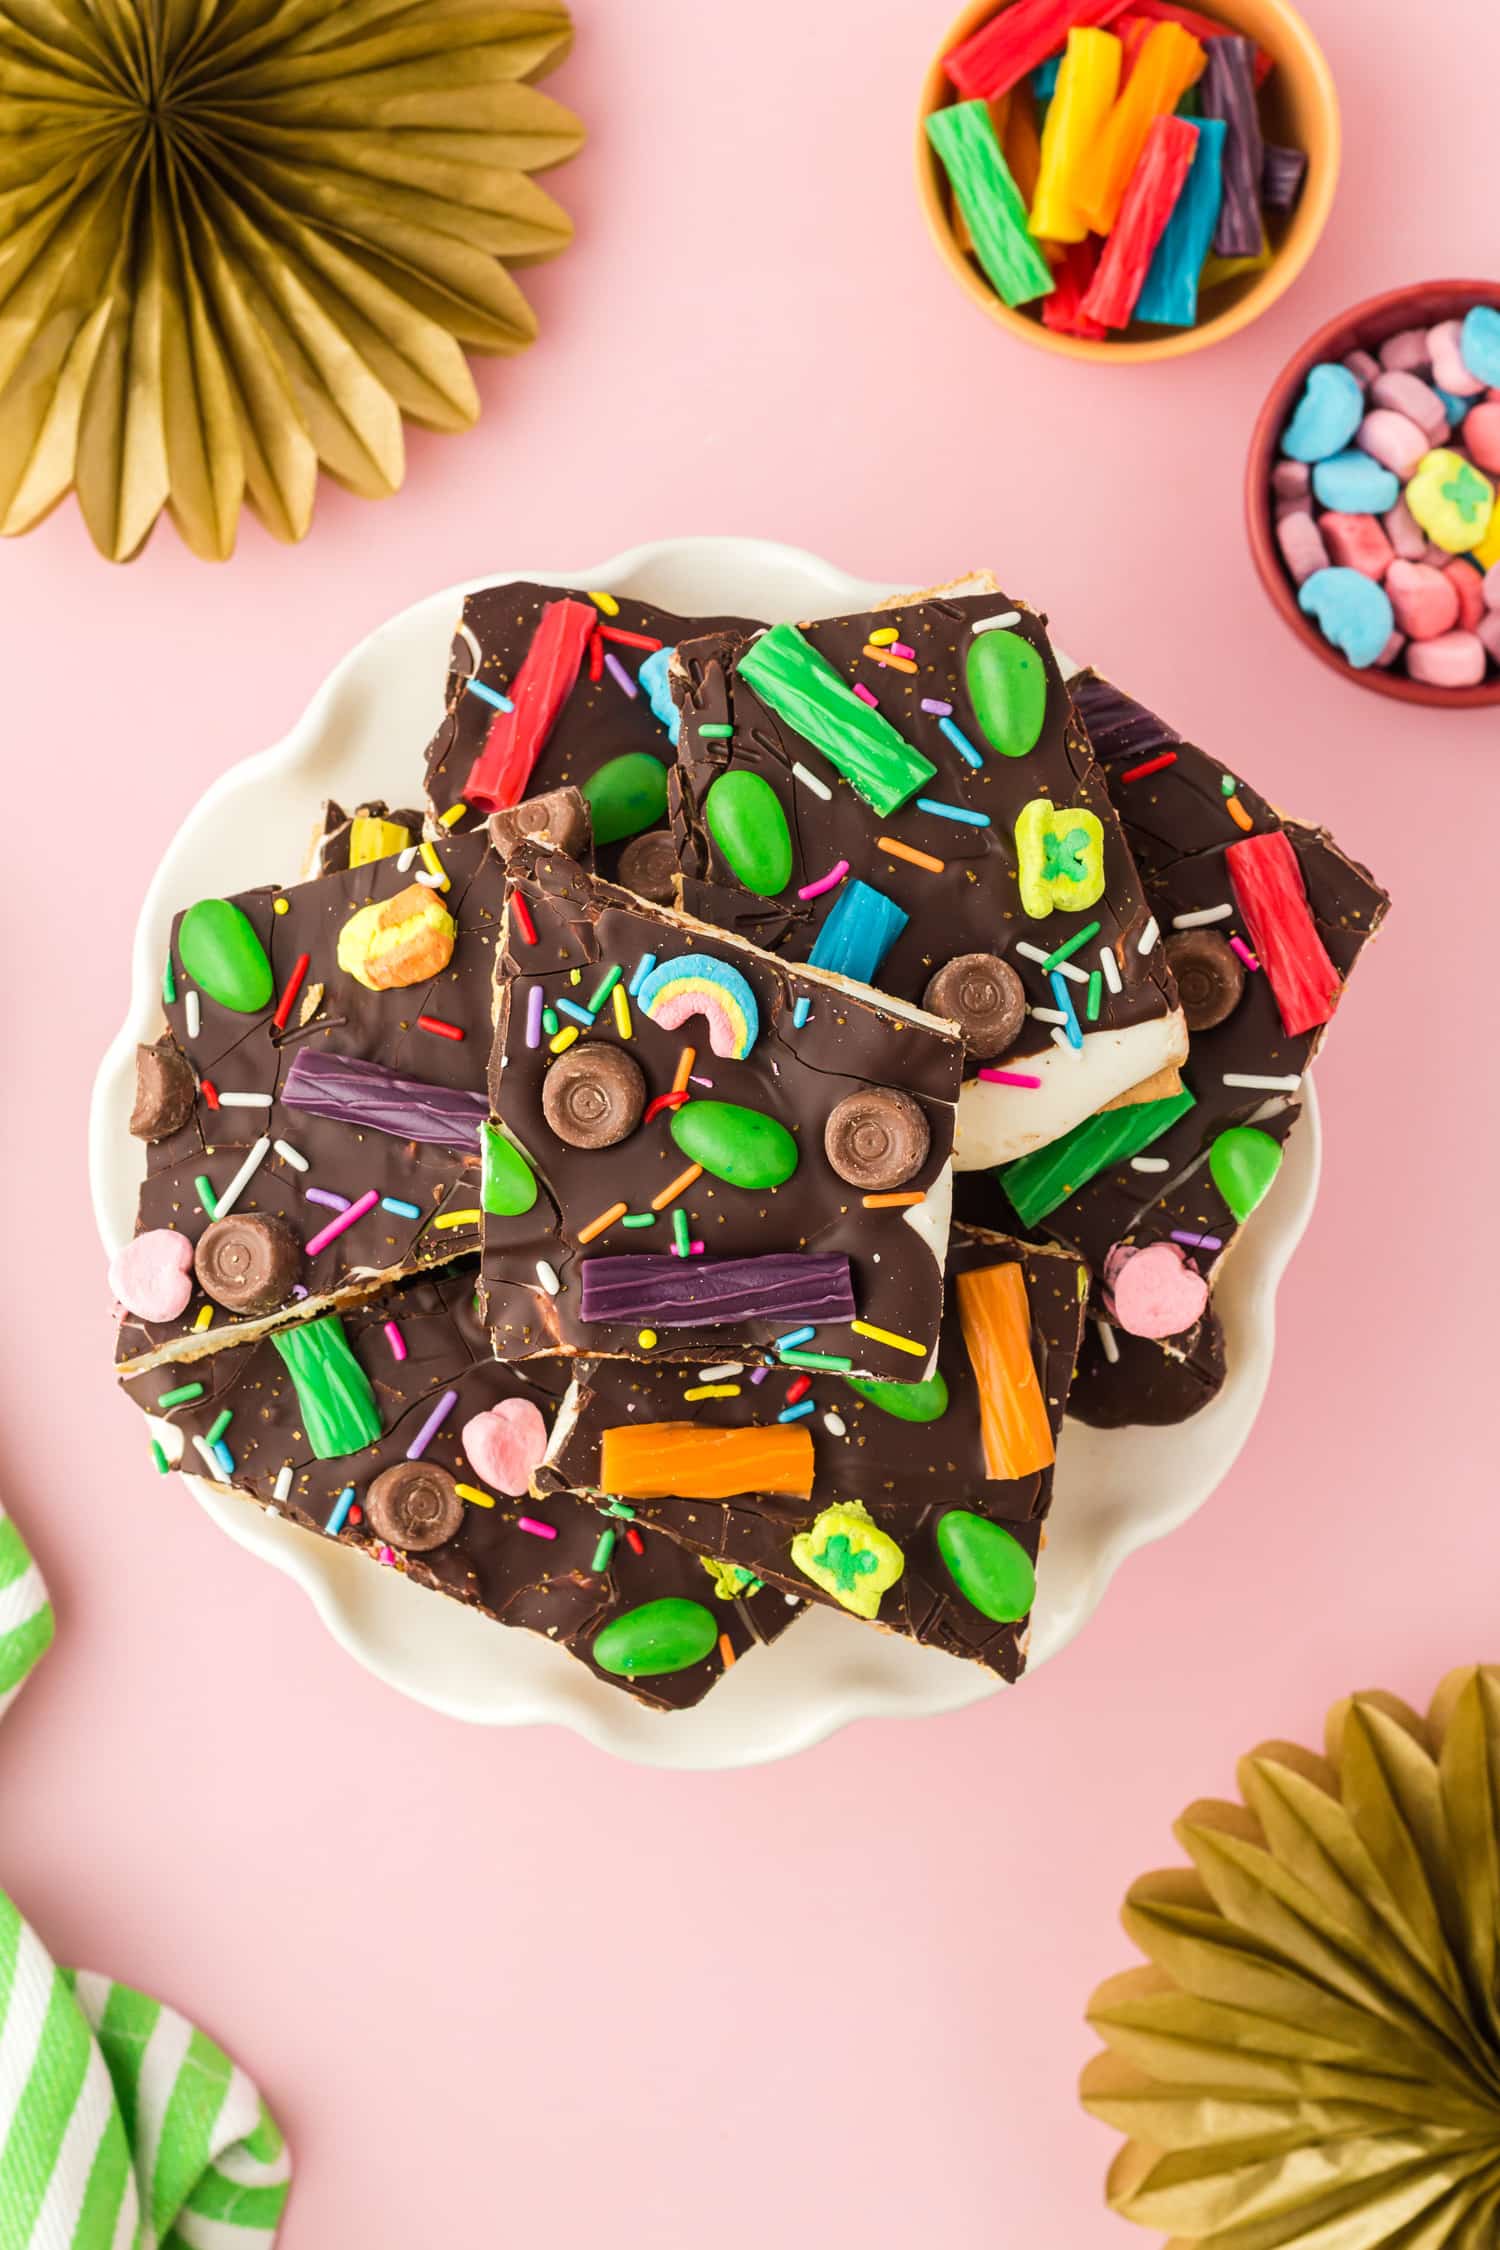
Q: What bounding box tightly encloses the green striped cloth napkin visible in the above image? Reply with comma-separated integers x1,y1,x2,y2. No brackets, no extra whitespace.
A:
0,1502,290,2249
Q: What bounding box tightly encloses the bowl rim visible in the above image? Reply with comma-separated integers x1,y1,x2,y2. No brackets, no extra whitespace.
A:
1244,277,1500,709
915,0,1342,364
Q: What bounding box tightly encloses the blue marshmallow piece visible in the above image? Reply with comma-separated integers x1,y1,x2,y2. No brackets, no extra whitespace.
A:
1280,362,1365,463
1298,567,1395,670
1311,449,1400,515
638,644,679,745
1459,305,1500,390
1436,386,1472,429
1136,118,1226,328
806,879,908,986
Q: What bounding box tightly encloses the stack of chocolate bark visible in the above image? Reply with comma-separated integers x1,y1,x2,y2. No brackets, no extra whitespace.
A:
113,574,1388,1713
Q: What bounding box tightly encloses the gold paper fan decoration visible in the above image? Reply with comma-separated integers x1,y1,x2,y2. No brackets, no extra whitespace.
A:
1083,1667,1500,2248
0,0,582,559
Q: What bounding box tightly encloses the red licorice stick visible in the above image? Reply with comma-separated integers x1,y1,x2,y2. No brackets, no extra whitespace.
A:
273,951,310,1031
1225,830,1341,1037
1041,240,1108,339
1080,113,1196,328
945,0,1130,99
587,628,604,682
463,599,596,812
1126,0,1273,83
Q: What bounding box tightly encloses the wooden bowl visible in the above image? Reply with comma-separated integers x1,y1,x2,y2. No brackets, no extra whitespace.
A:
916,0,1340,363
1246,280,1500,708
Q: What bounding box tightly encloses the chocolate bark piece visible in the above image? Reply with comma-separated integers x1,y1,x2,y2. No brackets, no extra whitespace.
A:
117,828,509,1372
538,1229,1086,1682
482,845,964,1377
668,589,1187,1170
119,1265,801,1713
419,582,759,879
957,669,1389,1425
309,801,423,877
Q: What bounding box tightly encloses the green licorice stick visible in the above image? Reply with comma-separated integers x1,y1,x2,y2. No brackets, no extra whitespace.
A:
925,102,1055,309
999,1088,1196,1228
738,624,936,817
271,1314,382,1460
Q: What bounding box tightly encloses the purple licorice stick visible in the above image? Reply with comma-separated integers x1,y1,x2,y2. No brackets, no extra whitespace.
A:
1200,35,1263,257
1069,673,1181,765
578,1254,856,1329
283,1049,487,1149
1260,143,1307,213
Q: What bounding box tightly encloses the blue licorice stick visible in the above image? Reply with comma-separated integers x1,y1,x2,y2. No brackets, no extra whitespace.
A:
806,879,908,987
1136,119,1226,328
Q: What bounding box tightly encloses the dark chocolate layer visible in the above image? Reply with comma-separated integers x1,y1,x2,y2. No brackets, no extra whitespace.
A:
482,845,963,1375
539,1229,1086,1681
421,581,758,876
668,590,1184,1134
958,670,1389,1425
119,1264,801,1712
118,830,505,1367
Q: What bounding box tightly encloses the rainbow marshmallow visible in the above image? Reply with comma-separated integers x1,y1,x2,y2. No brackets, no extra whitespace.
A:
635,953,760,1060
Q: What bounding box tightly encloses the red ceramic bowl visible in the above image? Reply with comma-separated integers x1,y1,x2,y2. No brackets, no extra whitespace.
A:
1246,279,1500,708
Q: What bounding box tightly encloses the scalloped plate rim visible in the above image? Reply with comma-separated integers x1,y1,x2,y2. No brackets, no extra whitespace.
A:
89,536,1320,1770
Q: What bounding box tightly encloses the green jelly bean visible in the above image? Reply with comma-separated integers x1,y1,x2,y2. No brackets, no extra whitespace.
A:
177,899,274,1014
671,1100,798,1190
935,1510,1036,1623
842,1370,950,1423
703,771,793,897
966,628,1047,759
1208,1125,1283,1223
581,751,669,845
481,1120,539,1216
593,1597,718,1677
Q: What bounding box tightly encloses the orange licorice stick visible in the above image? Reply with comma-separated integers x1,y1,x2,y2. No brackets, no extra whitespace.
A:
1002,83,1044,209
599,1422,816,1502
1127,0,1273,84
955,1263,1055,1482
1073,20,1205,236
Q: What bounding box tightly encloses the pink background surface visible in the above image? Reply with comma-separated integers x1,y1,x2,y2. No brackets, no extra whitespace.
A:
2,0,1497,2241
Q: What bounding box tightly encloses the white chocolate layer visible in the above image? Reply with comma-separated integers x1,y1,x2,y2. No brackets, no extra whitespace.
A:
954,1010,1189,1172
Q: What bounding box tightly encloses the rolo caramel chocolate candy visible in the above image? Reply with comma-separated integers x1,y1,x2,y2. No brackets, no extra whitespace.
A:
922,953,1026,1060
615,829,680,904
823,1087,930,1191
487,786,591,862
193,1213,302,1313
129,1039,197,1141
1164,929,1245,1032
365,1460,464,1552
542,1044,646,1150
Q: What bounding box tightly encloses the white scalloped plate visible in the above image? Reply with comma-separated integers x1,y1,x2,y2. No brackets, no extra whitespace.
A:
90,539,1319,1769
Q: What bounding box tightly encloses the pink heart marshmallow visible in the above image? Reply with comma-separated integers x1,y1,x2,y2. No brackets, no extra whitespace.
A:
1104,1242,1209,1340
462,1398,550,1496
109,1229,195,1324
